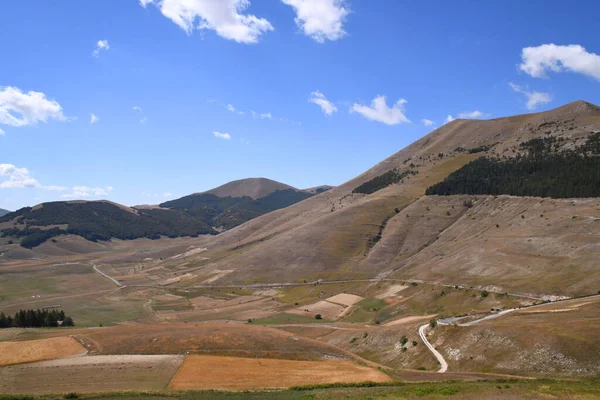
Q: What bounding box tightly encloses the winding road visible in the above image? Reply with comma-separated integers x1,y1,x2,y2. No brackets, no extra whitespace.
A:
418,323,448,373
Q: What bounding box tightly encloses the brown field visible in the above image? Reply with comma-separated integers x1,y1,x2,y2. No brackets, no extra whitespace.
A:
17,323,355,361
0,355,183,394
0,337,86,367
288,300,347,320
168,355,391,390
326,293,364,306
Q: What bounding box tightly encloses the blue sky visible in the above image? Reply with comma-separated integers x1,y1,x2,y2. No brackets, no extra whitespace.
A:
2,0,600,210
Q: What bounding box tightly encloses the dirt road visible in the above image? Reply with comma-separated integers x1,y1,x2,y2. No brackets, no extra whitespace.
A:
418,323,448,373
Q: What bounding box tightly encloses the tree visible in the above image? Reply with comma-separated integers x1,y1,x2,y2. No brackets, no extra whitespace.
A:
430,318,437,328
315,314,323,320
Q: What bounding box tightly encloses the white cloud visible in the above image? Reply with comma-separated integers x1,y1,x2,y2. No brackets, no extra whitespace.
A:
445,115,455,123
351,96,410,125
0,164,41,189
0,86,65,128
142,191,173,198
213,131,231,140
509,82,552,110
250,110,272,119
282,0,349,43
90,113,99,124
44,185,68,191
93,40,110,57
519,44,600,81
61,186,113,199
422,119,434,127
457,110,488,119
142,0,273,44
0,164,112,198
140,117,148,124
309,90,337,115
133,106,143,112
0,128,4,136
226,104,236,112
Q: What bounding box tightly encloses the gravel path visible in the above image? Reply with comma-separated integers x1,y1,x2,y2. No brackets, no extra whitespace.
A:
418,324,448,373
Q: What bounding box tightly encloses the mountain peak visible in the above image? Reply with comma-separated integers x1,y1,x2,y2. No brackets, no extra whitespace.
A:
203,177,297,199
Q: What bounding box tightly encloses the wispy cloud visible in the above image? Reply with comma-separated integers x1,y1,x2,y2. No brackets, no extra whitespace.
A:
213,131,231,140
422,119,434,127
90,113,99,124
509,82,552,110
61,186,114,199
457,110,489,119
309,90,338,115
93,40,110,58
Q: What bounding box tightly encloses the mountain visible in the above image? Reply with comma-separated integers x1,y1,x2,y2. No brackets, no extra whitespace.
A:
0,208,10,217
203,177,296,199
159,188,313,230
303,185,334,194
0,178,316,248
150,101,600,298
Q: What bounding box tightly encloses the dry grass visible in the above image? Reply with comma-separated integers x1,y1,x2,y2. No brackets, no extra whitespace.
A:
431,296,600,377
168,355,391,390
18,323,353,361
0,337,85,366
0,355,183,394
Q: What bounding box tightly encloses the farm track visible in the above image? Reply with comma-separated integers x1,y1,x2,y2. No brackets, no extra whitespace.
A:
419,323,448,373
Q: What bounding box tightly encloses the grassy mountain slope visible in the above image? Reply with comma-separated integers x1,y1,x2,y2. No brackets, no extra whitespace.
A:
149,101,600,297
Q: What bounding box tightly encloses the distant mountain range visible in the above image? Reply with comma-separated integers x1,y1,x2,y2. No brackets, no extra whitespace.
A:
0,208,10,217
0,178,330,248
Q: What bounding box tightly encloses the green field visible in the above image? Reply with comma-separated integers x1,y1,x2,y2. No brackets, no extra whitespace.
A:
1,379,599,400
251,313,330,325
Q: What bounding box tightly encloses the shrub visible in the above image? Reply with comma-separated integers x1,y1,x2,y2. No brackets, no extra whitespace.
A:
481,290,489,298
430,319,437,328
315,314,322,320
400,335,408,346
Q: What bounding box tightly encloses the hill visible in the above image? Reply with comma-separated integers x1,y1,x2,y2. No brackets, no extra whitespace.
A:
0,208,10,217
203,177,296,199
145,101,600,298
159,188,313,230
303,185,334,194
0,179,316,248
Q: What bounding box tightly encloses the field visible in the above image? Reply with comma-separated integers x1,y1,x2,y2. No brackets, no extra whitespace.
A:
0,355,183,394
1,379,600,399
14,323,354,362
0,337,85,366
168,355,391,390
